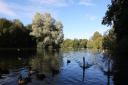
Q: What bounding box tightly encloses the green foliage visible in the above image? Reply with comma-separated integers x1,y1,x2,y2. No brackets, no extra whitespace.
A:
0,12,64,49
79,39,87,48
30,12,64,49
102,0,128,55
91,31,102,41
0,18,36,48
102,0,128,84
63,39,73,48
102,0,128,41
63,39,87,49
87,31,103,50
73,39,80,48
102,28,116,55
0,18,12,36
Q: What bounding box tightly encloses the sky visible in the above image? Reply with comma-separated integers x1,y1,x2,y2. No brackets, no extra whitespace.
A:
0,0,111,39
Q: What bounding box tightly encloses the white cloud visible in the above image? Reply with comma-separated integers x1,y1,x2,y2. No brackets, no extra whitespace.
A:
0,0,96,18
31,0,95,7
1,1,58,20
0,0,16,16
79,0,95,6
0,0,97,24
30,0,70,7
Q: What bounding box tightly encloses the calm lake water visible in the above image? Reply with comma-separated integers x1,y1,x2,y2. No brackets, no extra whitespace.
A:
0,49,114,85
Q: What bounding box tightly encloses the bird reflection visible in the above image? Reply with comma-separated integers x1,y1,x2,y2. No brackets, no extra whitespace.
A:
82,67,85,82
82,57,86,82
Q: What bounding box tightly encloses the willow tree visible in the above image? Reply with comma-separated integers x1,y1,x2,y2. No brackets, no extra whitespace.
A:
30,13,64,49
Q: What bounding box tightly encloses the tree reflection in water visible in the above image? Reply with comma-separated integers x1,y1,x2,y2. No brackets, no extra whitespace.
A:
30,49,62,79
0,50,114,85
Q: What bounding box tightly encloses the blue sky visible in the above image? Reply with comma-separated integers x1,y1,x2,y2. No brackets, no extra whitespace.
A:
0,0,111,39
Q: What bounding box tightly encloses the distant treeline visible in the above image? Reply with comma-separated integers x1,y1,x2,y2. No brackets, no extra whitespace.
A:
63,39,88,49
63,30,115,51
63,31,107,50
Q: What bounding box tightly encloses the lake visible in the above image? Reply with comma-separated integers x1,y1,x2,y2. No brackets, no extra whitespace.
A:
0,49,114,85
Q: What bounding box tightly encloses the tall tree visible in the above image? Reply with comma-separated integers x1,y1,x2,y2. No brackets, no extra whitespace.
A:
30,12,64,49
102,0,128,84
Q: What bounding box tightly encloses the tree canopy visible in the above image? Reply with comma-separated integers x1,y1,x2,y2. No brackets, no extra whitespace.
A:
30,13,64,49
0,18,36,48
102,28,116,55
87,31,103,50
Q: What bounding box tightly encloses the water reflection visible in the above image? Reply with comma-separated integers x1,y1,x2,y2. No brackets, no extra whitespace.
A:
62,50,113,85
82,66,85,82
0,54,26,72
30,49,62,78
0,50,35,78
0,49,114,85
